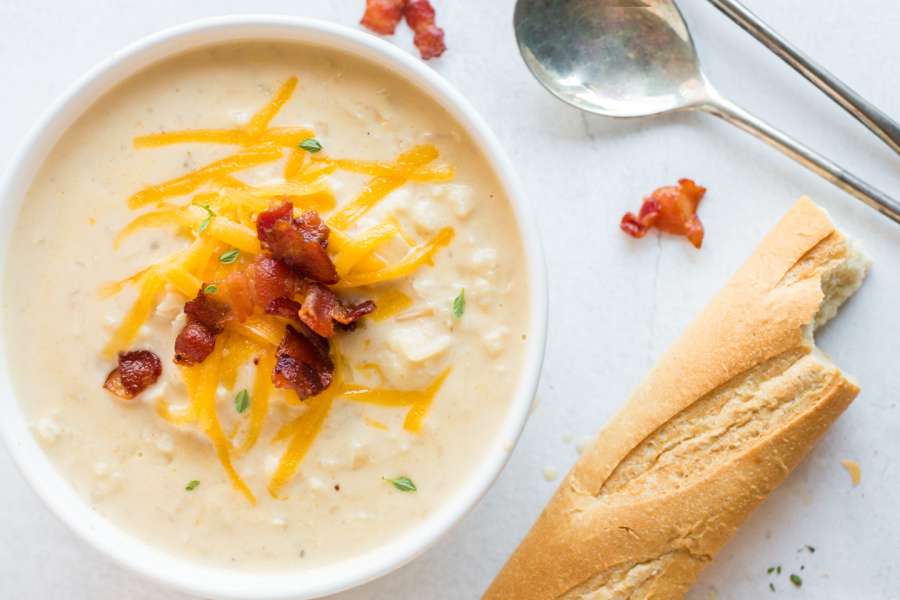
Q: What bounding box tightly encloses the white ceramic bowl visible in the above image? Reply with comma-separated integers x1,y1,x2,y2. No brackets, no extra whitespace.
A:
0,15,547,600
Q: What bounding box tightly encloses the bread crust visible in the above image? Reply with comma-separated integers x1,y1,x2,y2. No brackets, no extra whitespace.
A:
484,198,864,600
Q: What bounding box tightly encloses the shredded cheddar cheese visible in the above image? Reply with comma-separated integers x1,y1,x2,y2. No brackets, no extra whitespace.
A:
369,288,413,321
101,76,458,502
337,227,455,288
128,146,284,208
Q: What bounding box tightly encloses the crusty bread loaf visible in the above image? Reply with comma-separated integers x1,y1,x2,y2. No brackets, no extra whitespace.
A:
485,198,869,600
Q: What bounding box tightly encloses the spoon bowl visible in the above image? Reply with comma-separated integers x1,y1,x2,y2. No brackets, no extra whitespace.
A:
515,0,707,117
514,0,900,223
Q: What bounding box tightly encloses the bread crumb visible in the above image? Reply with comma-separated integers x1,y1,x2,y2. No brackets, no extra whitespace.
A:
841,459,861,486
542,467,558,481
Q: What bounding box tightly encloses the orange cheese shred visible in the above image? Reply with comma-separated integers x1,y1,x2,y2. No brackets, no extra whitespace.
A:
134,129,250,148
332,219,399,277
128,145,283,209
317,157,454,182
237,351,275,454
327,144,440,230
268,390,336,498
369,287,414,321
196,340,255,504
230,315,285,347
102,269,165,358
336,227,454,288
220,333,261,390
342,368,450,432
245,77,298,139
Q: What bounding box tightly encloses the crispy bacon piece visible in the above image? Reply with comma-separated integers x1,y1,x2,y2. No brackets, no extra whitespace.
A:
257,202,339,284
405,0,446,59
298,283,377,338
219,271,254,322
272,325,334,400
174,288,231,365
361,0,406,34
174,320,218,366
246,255,301,308
265,285,376,338
104,350,162,400
620,179,707,248
265,297,303,320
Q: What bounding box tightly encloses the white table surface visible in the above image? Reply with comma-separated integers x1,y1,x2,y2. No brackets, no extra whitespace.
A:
2,1,899,598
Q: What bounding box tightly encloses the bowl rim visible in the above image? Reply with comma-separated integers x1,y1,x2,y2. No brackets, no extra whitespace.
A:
0,14,548,600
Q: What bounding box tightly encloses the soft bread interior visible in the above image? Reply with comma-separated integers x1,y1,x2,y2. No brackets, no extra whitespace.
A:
815,237,869,329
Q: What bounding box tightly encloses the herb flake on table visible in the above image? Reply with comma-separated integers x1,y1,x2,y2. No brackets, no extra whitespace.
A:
234,389,250,413
185,480,200,491
452,288,465,319
385,475,417,492
790,574,802,587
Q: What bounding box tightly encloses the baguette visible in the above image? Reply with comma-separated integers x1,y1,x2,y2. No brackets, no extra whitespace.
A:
485,198,869,599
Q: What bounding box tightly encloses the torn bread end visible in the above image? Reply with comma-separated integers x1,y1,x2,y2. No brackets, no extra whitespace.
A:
815,236,870,329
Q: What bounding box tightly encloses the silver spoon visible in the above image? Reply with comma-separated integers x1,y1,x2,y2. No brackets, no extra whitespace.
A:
709,0,900,157
513,0,900,224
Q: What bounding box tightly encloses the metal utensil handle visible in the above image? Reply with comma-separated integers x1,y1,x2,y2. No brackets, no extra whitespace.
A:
708,0,900,156
701,95,900,224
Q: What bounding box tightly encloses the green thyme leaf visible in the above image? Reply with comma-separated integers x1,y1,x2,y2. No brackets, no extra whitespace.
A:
234,389,250,414
776,566,782,575
769,582,775,592
298,138,323,153
452,289,465,319
204,284,218,294
219,248,240,264
185,480,200,491
767,567,775,575
385,475,417,492
790,574,802,587
197,204,214,234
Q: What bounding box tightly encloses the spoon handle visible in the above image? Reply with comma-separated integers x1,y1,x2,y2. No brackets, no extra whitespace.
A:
708,0,900,156
701,95,900,224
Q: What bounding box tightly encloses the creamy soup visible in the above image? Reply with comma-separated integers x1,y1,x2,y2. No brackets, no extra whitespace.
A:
5,42,529,570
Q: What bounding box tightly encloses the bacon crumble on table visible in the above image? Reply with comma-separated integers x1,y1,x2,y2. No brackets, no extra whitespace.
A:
360,0,446,60
273,324,335,400
405,0,446,60
620,178,707,248
103,350,162,400
361,0,407,34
